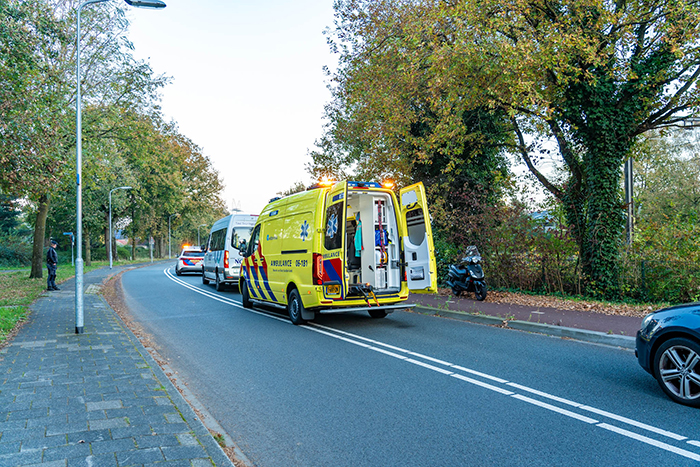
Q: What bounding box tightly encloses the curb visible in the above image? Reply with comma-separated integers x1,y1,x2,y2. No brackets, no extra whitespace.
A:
415,306,636,350
96,292,237,467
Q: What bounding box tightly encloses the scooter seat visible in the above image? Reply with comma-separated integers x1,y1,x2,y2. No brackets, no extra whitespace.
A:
450,265,467,275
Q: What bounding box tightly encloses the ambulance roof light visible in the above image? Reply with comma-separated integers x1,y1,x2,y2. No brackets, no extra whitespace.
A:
319,176,335,187
382,180,395,189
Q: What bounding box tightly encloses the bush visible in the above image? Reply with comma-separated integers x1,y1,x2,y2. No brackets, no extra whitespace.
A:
0,236,31,267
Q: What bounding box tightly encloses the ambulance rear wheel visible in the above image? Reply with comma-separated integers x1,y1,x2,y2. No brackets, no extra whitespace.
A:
368,309,387,319
288,289,307,325
241,281,252,309
202,269,210,285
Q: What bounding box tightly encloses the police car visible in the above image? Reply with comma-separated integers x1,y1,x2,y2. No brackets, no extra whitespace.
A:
175,246,205,276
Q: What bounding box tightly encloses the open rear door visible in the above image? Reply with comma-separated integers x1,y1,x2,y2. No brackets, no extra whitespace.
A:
399,182,437,293
321,181,348,298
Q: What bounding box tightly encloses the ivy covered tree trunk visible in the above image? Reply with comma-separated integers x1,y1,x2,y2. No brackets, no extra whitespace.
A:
29,194,50,279
580,144,626,296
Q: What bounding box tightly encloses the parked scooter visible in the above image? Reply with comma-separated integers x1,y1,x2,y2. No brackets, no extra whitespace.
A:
446,245,487,301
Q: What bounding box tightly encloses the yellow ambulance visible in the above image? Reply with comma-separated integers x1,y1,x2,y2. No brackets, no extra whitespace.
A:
238,180,437,324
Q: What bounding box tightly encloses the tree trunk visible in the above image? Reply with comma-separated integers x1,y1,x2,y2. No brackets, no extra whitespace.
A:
85,231,91,267
29,194,50,279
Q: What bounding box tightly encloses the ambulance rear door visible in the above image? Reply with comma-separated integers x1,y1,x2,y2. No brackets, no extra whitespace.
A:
399,182,437,293
321,181,347,299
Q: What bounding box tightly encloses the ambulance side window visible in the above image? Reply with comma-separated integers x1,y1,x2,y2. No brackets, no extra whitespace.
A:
406,208,426,246
324,202,344,250
248,225,261,255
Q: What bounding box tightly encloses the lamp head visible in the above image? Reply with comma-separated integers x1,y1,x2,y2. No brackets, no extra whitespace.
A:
124,0,166,9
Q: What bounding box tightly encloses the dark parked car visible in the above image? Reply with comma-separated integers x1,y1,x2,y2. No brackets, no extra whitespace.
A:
636,303,700,407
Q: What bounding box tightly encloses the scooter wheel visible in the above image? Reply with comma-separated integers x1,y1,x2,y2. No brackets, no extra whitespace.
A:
451,287,462,297
475,283,487,301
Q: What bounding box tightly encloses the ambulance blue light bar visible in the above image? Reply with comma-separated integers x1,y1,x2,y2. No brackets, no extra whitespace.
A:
348,181,382,189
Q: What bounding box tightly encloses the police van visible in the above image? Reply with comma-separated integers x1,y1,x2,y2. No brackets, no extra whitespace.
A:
202,213,258,291
238,180,437,324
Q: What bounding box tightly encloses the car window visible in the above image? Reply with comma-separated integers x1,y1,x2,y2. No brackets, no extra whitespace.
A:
181,250,204,258
231,227,253,249
210,229,226,251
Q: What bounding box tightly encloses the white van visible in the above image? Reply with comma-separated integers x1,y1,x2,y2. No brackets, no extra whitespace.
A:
202,213,258,291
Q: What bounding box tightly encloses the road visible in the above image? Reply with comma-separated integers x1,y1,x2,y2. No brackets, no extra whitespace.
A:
120,263,700,467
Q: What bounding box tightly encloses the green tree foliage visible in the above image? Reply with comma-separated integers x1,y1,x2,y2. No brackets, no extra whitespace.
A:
312,0,512,222
320,0,700,297
2,0,227,270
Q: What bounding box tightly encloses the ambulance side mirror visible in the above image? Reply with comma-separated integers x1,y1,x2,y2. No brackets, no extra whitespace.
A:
238,239,248,257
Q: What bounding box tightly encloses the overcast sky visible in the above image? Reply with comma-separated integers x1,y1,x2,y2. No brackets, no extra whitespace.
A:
126,0,337,215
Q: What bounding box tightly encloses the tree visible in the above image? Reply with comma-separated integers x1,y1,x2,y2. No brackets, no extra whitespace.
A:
323,0,700,296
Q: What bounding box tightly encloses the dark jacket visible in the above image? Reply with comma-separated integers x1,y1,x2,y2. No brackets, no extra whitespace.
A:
46,246,58,265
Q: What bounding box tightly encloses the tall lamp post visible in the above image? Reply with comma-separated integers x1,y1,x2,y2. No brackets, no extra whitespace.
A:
75,0,166,334
109,186,132,269
168,213,178,259
197,223,207,247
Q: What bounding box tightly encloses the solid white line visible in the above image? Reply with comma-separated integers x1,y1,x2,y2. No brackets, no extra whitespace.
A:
506,382,581,408
162,269,289,323
450,365,509,384
511,394,599,424
405,358,454,375
451,374,514,395
598,423,700,462
581,406,687,441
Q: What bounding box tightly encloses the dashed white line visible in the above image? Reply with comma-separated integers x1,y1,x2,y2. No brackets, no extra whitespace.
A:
598,424,700,462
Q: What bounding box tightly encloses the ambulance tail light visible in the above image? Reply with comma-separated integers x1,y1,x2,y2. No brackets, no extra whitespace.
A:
224,250,229,269
313,253,324,285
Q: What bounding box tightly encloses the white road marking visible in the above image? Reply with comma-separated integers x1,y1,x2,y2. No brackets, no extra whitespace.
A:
451,374,514,395
506,382,580,407
163,268,700,461
598,424,700,462
511,394,598,424
581,405,686,441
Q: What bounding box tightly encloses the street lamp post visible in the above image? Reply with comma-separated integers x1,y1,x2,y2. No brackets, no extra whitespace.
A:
197,223,207,247
109,186,132,269
74,0,166,334
168,213,178,259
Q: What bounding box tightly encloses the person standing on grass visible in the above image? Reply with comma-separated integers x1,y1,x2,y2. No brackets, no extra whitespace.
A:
46,239,59,291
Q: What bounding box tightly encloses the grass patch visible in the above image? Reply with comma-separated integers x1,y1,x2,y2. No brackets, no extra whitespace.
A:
0,305,29,340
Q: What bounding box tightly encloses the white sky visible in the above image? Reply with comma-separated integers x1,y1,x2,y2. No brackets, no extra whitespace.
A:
126,0,336,214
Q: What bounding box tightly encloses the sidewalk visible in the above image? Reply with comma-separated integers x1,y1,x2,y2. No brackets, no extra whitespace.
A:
408,292,641,349
0,265,235,467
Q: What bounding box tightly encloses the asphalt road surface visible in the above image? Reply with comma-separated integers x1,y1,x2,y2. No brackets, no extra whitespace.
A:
119,263,700,467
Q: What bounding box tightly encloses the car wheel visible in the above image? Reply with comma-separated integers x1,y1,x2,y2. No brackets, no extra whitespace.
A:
215,271,225,291
241,281,252,309
654,337,700,407
175,266,181,276
475,282,487,301
368,309,387,319
287,289,306,325
202,268,209,285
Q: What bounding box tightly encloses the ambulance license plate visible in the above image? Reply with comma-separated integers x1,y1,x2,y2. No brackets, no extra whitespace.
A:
326,284,340,294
